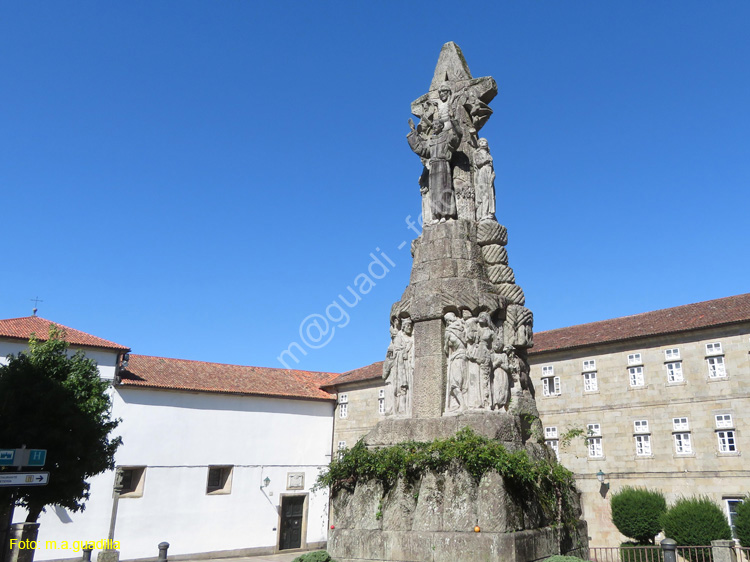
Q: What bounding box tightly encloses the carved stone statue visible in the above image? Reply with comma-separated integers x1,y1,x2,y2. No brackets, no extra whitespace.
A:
463,310,482,409
473,138,496,221
444,312,467,413
394,317,414,416
408,119,461,222
382,320,399,415
476,311,495,408
490,326,511,410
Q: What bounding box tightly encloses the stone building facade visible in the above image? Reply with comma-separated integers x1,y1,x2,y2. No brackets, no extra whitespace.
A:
325,293,750,547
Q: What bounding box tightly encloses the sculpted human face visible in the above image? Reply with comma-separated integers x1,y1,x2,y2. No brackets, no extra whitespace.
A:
439,88,450,102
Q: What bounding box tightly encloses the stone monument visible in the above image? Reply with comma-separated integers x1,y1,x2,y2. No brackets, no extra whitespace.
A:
327,42,587,562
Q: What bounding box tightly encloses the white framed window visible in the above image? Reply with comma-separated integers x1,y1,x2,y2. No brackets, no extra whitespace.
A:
546,439,559,459
339,393,348,418
715,414,733,428
588,437,603,458
628,353,643,366
545,426,558,439
378,388,385,414
582,359,596,372
634,420,650,433
583,372,598,392
206,466,233,495
542,376,561,397
587,423,602,436
629,366,645,387
706,342,723,356
726,498,744,539
674,433,692,454
707,356,726,378
718,431,737,453
337,441,347,459
666,362,683,383
635,434,652,456
673,417,690,431
664,348,681,360
542,365,555,376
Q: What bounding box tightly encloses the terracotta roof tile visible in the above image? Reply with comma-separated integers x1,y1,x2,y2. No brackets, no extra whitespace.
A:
531,293,750,355
119,354,337,401
324,361,384,388
0,316,129,352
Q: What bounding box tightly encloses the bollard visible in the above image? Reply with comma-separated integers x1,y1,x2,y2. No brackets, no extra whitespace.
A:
82,546,93,562
157,542,169,562
661,538,677,562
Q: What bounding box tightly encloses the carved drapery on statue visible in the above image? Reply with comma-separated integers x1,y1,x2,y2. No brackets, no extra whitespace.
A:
382,316,414,417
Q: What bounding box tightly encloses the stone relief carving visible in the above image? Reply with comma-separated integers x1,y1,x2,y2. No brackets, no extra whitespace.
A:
443,307,534,414
383,317,414,417
473,138,496,221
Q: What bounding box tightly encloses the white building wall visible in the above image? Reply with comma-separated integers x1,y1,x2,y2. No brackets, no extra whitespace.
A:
33,387,334,561
0,339,118,381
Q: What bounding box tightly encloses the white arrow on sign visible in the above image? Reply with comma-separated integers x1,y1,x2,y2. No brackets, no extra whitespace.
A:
0,472,50,486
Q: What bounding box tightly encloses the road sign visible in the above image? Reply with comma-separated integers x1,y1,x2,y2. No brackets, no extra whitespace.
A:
0,472,50,487
0,450,15,466
0,448,46,467
27,450,46,467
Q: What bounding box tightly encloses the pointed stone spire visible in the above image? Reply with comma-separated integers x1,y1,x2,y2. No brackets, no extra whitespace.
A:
429,42,473,91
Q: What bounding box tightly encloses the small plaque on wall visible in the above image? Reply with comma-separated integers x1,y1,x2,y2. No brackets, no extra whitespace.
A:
287,472,304,490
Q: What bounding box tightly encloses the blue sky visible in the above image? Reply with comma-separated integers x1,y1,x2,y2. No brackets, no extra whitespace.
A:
2,1,749,374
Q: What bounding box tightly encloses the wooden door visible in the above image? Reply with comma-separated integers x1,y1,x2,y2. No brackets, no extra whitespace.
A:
279,495,304,550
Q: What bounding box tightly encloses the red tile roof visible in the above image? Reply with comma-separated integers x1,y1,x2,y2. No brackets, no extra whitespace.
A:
119,354,338,401
323,361,384,388
531,293,750,355
0,316,129,352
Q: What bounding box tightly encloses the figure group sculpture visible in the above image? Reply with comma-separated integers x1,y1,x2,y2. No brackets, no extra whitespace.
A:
444,306,533,415
382,317,414,417
407,81,497,225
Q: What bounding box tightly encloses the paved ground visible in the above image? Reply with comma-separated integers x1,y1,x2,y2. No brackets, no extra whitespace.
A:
198,550,314,562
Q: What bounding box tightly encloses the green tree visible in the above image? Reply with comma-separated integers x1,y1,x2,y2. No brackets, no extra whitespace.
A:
734,496,750,548
0,325,121,522
661,496,731,561
610,487,666,544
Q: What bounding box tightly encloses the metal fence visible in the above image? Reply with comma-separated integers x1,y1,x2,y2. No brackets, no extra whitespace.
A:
590,543,746,562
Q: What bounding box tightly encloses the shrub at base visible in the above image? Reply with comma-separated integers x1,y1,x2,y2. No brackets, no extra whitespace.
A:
661,496,731,562
610,487,666,545
292,551,335,562
735,496,750,548
619,541,663,562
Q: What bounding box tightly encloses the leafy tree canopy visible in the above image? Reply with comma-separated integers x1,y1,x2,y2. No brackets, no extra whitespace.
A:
610,487,666,544
661,496,731,551
0,325,121,522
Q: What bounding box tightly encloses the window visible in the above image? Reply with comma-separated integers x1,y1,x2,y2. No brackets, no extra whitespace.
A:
635,434,652,456
634,420,650,433
337,441,346,459
545,427,559,458
726,499,743,539
628,353,642,366
674,433,692,454
716,414,733,428
378,389,385,414
339,393,348,418
583,360,596,371
206,466,233,494
583,372,598,392
716,415,737,453
664,348,680,360
117,467,146,498
542,376,561,397
707,356,726,378
673,417,690,431
587,424,603,458
542,365,554,376
629,366,645,387
706,342,723,355
666,362,683,383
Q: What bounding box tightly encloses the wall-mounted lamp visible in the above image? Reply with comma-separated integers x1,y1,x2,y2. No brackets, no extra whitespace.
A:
596,470,610,490
263,476,271,488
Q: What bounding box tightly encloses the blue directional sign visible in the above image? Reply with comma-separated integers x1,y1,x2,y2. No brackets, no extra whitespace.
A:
27,450,46,467
0,450,15,466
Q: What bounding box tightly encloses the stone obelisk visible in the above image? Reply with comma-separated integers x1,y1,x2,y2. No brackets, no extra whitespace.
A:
327,43,587,562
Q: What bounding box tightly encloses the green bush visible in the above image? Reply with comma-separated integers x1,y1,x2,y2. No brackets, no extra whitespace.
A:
619,541,663,562
610,487,667,544
543,556,587,562
735,497,750,547
661,496,731,562
291,551,335,562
